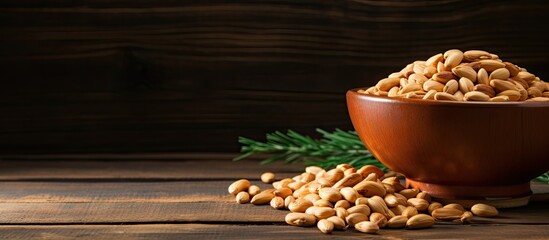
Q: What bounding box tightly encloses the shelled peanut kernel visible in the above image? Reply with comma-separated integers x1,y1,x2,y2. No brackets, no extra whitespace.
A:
358,50,549,102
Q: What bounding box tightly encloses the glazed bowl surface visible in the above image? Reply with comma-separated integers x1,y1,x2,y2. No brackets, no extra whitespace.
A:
346,89,549,206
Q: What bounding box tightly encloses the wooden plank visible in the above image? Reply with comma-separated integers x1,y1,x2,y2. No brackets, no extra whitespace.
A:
0,201,547,224
0,157,546,200
0,159,304,180
0,202,286,224
0,223,548,240
0,181,245,203
0,181,546,204
1,1,549,153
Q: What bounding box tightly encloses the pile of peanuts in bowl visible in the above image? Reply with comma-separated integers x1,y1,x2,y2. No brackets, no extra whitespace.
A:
359,49,549,102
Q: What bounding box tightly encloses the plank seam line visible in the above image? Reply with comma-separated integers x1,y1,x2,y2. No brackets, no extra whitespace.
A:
0,178,269,182
0,221,287,226
0,222,548,226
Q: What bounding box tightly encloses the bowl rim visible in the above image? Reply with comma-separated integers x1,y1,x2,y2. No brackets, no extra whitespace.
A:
347,88,549,107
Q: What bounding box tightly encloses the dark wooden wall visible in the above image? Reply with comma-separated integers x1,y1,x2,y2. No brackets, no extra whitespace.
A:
1,0,548,154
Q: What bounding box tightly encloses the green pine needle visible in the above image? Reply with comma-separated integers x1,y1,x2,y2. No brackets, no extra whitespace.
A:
234,129,549,183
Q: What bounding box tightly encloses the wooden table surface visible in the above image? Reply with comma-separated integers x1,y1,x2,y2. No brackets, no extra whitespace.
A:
0,153,548,239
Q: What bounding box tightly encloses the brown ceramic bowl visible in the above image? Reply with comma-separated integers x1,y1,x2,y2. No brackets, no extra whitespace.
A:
346,89,549,207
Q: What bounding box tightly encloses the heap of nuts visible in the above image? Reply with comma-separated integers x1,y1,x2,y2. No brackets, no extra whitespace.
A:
228,165,499,235
358,49,549,102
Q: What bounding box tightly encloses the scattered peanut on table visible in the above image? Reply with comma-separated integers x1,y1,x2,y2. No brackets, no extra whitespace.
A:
227,164,499,235
358,49,549,102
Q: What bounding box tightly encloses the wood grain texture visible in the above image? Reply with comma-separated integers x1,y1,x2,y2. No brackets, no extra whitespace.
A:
0,201,547,224
0,155,546,238
0,202,287,224
0,179,546,204
0,181,250,203
1,0,549,153
1,224,549,240
0,158,303,180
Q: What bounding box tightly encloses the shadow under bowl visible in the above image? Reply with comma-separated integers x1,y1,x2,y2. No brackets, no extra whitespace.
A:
346,89,549,207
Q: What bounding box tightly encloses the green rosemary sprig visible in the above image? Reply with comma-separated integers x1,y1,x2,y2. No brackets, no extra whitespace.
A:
534,172,549,183
234,128,549,183
233,128,385,170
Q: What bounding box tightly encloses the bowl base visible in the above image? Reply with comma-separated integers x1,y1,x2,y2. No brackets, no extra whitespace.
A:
433,195,531,208
406,178,532,208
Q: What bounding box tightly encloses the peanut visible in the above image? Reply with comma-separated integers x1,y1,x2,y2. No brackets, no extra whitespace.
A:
471,203,498,217
317,219,334,234
326,216,346,230
236,192,250,204
285,213,316,227
228,179,251,195
260,172,276,183
406,214,435,229
355,221,379,234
